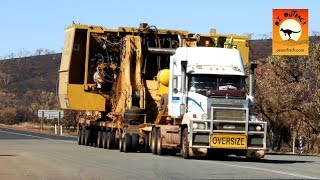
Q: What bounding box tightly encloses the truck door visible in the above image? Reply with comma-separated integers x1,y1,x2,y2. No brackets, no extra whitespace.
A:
168,56,186,118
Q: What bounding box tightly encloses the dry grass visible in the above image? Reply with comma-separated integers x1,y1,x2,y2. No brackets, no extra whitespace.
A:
0,122,77,137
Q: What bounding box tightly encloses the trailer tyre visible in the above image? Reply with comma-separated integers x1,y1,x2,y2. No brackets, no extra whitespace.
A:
181,128,189,159
107,131,115,149
114,137,119,150
97,131,103,148
119,138,124,152
81,128,86,145
102,131,108,149
123,133,132,153
90,130,96,147
151,128,158,154
78,127,82,145
131,134,139,152
84,129,91,146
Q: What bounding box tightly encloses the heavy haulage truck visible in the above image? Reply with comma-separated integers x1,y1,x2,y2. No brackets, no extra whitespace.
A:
58,23,267,159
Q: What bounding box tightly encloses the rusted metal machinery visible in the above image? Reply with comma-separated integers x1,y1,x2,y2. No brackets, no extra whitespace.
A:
58,23,265,159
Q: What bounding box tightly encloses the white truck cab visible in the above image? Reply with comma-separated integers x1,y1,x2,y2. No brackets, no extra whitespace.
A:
167,47,266,159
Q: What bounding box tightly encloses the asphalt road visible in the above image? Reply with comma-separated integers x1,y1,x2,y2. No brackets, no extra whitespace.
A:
0,127,319,180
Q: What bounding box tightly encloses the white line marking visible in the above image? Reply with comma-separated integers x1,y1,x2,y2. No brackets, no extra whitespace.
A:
196,159,319,179
0,129,76,143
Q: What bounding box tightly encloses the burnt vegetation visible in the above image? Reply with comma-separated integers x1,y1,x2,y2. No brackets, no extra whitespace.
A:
0,38,320,153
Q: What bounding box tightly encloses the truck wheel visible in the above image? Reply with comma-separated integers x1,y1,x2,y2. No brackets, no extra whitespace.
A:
107,131,115,149
143,132,150,153
123,133,132,153
97,131,103,148
102,131,108,149
81,128,86,145
131,134,139,152
119,138,124,152
78,127,82,145
84,129,91,146
151,128,158,154
156,128,163,155
181,128,189,159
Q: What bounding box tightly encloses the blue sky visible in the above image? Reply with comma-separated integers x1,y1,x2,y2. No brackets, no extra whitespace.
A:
0,0,318,56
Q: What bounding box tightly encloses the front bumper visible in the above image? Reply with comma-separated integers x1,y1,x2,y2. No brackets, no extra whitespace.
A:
189,119,267,151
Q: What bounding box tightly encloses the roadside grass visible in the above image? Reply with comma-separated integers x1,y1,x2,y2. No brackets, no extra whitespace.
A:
0,122,77,137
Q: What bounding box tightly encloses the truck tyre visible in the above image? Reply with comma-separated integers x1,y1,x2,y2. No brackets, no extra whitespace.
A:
143,132,150,153
156,128,163,155
181,128,189,159
151,128,158,154
78,127,82,145
119,138,124,152
102,131,108,149
81,128,86,145
97,131,103,148
107,131,115,149
131,134,139,152
85,129,91,146
123,133,132,153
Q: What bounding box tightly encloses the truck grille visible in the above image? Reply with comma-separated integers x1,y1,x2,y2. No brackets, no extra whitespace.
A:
213,109,246,121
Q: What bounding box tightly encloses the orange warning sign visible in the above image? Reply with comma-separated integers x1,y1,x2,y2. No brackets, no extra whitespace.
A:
272,9,308,56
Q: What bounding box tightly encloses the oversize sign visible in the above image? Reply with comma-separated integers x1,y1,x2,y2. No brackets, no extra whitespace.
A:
210,133,247,149
272,9,308,56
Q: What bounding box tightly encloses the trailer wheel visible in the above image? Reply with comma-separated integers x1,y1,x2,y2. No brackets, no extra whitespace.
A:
119,138,124,152
97,131,103,148
123,133,132,153
78,127,82,145
181,128,189,159
84,129,91,146
81,128,86,145
102,131,108,149
151,128,158,154
131,134,139,152
143,132,150,153
156,128,163,155
90,130,96,147
107,131,115,149
114,137,119,150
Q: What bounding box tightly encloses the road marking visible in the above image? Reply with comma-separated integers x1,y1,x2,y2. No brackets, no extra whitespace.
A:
196,159,319,179
0,129,76,143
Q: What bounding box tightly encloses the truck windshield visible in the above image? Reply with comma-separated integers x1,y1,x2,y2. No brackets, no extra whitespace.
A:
188,74,245,96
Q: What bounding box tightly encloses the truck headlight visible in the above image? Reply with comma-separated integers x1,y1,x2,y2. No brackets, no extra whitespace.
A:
192,123,198,129
201,113,208,120
192,123,206,130
249,125,262,131
256,125,262,131
250,115,257,122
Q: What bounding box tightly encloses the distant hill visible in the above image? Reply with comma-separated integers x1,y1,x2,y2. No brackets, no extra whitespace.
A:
249,36,320,61
0,54,61,96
